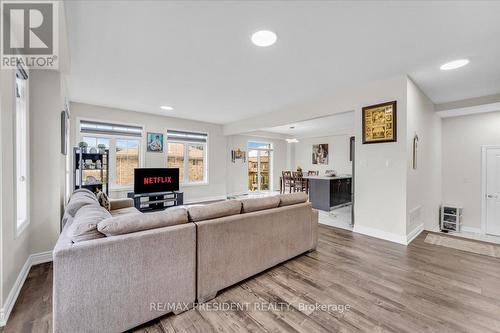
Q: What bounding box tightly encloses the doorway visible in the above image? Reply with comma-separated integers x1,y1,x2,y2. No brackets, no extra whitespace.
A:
483,146,500,236
248,141,272,192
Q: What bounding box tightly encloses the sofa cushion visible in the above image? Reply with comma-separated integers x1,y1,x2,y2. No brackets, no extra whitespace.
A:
98,207,188,236
70,205,111,243
110,206,141,217
240,196,280,213
188,200,242,222
65,194,99,217
279,192,308,207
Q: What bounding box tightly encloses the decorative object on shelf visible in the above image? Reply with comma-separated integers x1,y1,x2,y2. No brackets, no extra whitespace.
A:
412,133,419,170
89,147,98,154
440,205,463,232
78,141,88,153
325,170,337,177
231,149,246,163
85,176,97,185
147,132,164,152
96,160,102,169
60,109,69,155
97,144,107,154
312,144,328,165
362,100,397,144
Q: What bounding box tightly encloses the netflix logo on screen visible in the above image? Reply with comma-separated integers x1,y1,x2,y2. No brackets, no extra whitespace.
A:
134,168,179,194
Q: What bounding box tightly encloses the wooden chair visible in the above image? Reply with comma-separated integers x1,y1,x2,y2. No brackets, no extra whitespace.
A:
292,171,307,192
281,171,293,193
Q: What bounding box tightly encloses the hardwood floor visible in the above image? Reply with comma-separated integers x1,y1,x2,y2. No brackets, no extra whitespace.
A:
4,225,500,333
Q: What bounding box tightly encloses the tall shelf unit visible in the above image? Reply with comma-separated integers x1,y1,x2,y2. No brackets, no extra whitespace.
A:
73,147,109,195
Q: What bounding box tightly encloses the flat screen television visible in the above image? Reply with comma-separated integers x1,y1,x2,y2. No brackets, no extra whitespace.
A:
134,168,179,194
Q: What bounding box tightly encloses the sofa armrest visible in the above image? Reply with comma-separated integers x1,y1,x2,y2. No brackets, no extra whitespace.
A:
109,198,134,210
53,223,196,333
311,209,319,250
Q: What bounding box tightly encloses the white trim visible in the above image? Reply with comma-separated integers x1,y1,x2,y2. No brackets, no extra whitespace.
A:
461,226,483,234
436,101,500,118
0,251,53,327
406,224,424,245
352,225,407,245
183,195,226,204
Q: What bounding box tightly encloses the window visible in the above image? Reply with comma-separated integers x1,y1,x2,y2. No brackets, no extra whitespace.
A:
166,130,207,184
115,139,140,186
15,67,29,233
80,120,143,189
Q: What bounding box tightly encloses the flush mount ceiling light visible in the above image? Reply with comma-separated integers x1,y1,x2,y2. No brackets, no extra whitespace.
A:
160,105,174,111
440,59,469,71
286,138,299,143
251,30,277,47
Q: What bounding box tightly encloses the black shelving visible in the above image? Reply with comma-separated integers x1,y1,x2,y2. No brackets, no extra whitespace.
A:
74,147,109,195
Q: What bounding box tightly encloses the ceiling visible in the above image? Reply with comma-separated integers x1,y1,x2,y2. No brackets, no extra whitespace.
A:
64,1,500,125
261,112,354,139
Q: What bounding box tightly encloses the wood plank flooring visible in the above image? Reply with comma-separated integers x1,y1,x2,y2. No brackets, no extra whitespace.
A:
4,226,500,333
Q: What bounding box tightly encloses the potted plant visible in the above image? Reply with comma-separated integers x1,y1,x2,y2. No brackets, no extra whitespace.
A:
97,144,106,154
78,141,88,153
297,166,302,173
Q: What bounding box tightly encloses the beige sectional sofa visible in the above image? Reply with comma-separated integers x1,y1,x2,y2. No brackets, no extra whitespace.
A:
53,190,318,333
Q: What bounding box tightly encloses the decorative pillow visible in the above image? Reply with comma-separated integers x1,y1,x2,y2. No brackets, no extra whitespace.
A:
96,191,111,211
65,195,99,217
98,207,188,236
279,192,308,207
240,196,280,213
70,205,111,243
187,200,242,222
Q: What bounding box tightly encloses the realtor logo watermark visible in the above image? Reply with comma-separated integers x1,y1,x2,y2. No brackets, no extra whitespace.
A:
1,0,58,69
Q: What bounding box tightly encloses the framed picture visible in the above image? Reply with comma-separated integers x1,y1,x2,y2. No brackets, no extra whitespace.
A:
362,101,397,144
147,132,164,152
312,144,328,165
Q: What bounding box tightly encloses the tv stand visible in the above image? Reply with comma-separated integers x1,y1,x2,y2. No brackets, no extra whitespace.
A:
127,191,184,212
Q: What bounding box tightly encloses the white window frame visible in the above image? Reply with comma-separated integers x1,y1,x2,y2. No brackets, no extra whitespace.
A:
247,140,274,193
77,118,144,191
15,71,30,237
166,137,209,186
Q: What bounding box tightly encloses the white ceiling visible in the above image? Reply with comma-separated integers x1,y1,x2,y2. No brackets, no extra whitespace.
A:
64,1,500,125
261,112,354,139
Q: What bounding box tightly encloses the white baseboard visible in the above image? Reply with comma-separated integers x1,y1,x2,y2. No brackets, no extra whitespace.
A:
0,251,53,327
461,226,483,234
353,225,407,245
183,195,227,204
406,224,424,245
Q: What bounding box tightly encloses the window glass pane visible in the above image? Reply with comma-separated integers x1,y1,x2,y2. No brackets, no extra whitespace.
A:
167,143,185,183
82,136,110,149
188,144,205,182
248,141,271,149
15,77,28,228
115,139,139,186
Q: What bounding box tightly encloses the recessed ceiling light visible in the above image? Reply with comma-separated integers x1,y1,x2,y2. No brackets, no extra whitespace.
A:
251,30,277,47
160,105,174,111
440,59,469,71
286,138,299,143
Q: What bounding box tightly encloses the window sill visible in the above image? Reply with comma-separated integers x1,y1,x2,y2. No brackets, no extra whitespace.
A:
15,220,30,238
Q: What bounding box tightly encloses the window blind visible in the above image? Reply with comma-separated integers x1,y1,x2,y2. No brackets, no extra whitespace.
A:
166,130,208,143
80,120,143,137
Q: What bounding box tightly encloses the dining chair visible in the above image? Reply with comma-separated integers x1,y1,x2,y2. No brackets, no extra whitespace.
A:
282,171,293,193
292,171,306,192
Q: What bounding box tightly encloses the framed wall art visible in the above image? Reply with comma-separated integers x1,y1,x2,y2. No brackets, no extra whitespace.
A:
362,101,397,144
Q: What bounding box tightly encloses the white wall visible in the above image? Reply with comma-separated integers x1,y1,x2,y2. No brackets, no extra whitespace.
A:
70,102,227,203
406,78,442,235
293,135,353,175
226,135,287,195
442,111,500,231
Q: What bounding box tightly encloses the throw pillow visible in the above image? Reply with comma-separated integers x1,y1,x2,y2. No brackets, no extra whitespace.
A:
96,191,111,211
70,205,111,243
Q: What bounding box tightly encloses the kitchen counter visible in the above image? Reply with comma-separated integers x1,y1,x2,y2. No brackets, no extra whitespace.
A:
306,175,352,211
